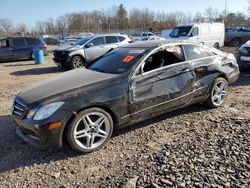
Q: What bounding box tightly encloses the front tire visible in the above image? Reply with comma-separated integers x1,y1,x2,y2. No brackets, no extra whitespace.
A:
70,55,85,69
66,108,113,153
206,78,228,108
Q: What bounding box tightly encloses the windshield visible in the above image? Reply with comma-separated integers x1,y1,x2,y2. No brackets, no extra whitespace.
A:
87,47,147,74
75,37,92,46
170,26,192,38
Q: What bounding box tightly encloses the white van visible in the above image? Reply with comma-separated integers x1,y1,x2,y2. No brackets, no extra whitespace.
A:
170,23,225,48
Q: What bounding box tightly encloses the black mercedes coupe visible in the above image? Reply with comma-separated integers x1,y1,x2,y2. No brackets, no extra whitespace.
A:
12,41,239,152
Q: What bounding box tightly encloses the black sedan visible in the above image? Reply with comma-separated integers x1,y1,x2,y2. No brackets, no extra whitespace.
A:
12,41,239,153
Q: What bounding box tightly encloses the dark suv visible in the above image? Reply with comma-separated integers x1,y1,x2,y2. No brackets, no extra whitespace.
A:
0,36,47,62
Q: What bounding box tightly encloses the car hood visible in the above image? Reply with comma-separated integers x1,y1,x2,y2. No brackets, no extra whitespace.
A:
55,44,82,52
18,68,118,104
241,40,250,48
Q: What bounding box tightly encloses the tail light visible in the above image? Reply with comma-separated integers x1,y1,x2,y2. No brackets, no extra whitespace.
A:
43,44,47,50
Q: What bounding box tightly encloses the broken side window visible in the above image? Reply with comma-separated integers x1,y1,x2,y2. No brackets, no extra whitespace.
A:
183,44,210,61
142,45,185,73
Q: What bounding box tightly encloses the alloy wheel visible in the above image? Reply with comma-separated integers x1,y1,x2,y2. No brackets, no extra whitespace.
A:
73,112,111,150
211,80,228,106
72,56,83,68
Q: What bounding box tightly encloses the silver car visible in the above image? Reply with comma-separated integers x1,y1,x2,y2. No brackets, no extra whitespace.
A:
53,34,131,69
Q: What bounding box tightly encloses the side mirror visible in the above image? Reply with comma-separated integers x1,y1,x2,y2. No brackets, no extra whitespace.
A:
85,43,93,48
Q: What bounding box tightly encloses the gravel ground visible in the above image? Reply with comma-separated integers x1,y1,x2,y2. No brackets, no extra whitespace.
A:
0,47,249,188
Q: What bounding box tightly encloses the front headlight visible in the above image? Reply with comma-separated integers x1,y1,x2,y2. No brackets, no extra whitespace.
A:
31,102,64,120
27,108,38,119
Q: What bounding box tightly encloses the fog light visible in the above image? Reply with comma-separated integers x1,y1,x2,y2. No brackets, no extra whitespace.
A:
48,122,62,130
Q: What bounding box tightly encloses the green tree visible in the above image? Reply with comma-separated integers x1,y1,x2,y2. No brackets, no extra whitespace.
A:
117,4,129,30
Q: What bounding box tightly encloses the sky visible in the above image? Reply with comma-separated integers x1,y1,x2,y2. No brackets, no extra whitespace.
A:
1,0,248,28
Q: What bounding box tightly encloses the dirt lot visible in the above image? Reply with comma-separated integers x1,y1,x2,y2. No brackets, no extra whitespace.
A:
0,47,249,188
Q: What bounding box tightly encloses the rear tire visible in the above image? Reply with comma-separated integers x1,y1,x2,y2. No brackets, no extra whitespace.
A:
231,38,240,47
214,43,220,49
66,108,114,153
205,78,228,108
70,55,85,69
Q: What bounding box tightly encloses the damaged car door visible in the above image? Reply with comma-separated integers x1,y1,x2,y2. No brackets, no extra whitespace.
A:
129,45,195,120
183,44,216,98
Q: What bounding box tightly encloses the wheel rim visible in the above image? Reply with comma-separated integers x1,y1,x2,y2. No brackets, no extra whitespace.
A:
73,112,110,150
73,56,83,68
232,40,239,47
211,81,228,106
214,44,219,49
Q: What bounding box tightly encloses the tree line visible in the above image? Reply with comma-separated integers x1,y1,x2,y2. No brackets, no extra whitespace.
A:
0,4,249,37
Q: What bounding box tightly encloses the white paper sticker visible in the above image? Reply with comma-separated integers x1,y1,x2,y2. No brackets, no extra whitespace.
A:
128,49,144,54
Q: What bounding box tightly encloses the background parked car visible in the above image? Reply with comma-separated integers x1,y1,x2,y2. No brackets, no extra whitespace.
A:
130,32,156,41
53,34,131,69
59,38,79,46
225,26,250,47
140,36,166,41
170,22,225,49
161,29,173,39
43,37,60,45
237,40,250,69
0,36,47,62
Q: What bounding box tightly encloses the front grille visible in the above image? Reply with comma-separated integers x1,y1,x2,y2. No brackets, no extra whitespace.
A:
53,51,68,63
13,99,27,118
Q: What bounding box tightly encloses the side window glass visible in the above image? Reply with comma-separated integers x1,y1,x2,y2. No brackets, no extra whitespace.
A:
12,38,26,47
26,38,40,45
142,45,185,73
118,36,125,42
191,27,199,37
243,27,250,32
183,45,210,61
89,37,104,46
105,36,118,44
0,40,10,48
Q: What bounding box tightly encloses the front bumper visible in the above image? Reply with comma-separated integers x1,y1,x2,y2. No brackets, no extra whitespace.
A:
13,108,73,148
53,51,70,67
13,118,64,148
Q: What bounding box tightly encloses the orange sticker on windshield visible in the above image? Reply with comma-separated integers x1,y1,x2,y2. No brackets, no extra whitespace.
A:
122,55,134,63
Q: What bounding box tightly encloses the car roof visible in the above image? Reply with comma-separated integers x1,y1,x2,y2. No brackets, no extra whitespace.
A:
0,36,39,40
120,40,195,48
91,34,128,37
